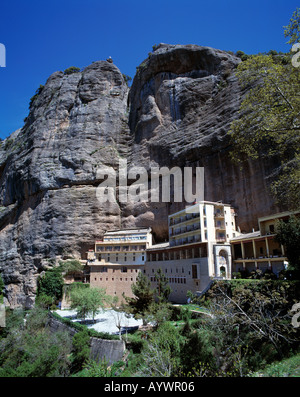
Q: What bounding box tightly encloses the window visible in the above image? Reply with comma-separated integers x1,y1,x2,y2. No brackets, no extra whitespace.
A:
121,266,127,273
192,265,198,279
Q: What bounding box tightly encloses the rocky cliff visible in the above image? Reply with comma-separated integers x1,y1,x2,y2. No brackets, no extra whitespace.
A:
0,44,280,307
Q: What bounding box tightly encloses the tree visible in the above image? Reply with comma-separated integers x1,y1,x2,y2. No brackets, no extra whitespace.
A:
154,268,171,303
37,268,64,304
205,281,300,363
138,322,182,376
229,10,300,210
69,286,111,323
123,272,155,325
284,8,300,45
275,215,300,272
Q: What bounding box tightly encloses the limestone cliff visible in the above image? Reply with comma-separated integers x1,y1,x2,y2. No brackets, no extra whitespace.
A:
0,44,280,307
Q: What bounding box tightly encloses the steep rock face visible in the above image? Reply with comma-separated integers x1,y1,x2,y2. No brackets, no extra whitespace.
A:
128,44,279,233
0,45,280,307
0,61,129,307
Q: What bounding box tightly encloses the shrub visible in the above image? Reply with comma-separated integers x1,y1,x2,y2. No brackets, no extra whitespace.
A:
64,66,81,75
71,329,90,372
29,85,44,109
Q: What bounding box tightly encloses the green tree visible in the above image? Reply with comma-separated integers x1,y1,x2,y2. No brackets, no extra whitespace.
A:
154,268,171,303
138,322,183,376
37,268,64,303
284,8,300,45
276,215,300,272
229,10,300,210
123,272,155,325
69,286,110,323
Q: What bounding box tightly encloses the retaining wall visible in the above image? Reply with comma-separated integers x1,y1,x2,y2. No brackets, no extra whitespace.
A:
47,313,126,365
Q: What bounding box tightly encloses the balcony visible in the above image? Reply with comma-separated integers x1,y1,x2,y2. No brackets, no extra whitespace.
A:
215,222,226,230
170,234,202,246
169,212,200,226
171,223,201,237
214,212,224,218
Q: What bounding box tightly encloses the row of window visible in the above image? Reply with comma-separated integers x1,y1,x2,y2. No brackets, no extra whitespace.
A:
147,246,207,261
149,276,187,284
94,277,136,282
103,236,147,241
149,267,189,274
96,267,139,273
96,245,146,252
98,254,145,262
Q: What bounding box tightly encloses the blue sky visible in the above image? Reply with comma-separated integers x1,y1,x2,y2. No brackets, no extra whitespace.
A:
0,0,298,139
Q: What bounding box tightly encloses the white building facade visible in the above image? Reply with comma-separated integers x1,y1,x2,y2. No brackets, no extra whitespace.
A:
144,201,239,303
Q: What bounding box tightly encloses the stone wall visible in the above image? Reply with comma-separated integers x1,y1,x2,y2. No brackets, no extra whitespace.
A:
47,313,125,365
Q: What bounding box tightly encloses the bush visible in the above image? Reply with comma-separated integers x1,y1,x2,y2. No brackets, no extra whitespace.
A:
0,307,72,377
64,66,81,75
71,329,90,373
29,85,44,109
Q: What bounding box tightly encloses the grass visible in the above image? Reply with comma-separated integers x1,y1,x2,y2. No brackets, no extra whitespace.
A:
251,353,300,377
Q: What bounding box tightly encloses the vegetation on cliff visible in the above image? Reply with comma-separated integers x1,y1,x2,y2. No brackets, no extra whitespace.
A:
229,8,300,210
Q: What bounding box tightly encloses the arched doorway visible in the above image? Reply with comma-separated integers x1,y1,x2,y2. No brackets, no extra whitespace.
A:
214,247,231,279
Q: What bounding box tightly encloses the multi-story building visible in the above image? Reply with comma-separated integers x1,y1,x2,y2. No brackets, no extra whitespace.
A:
144,201,239,303
86,206,296,306
230,211,297,277
88,228,152,303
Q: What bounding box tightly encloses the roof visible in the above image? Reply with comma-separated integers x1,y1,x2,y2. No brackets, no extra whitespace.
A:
146,242,170,251
230,231,261,241
258,210,300,223
168,201,234,217
104,227,151,235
